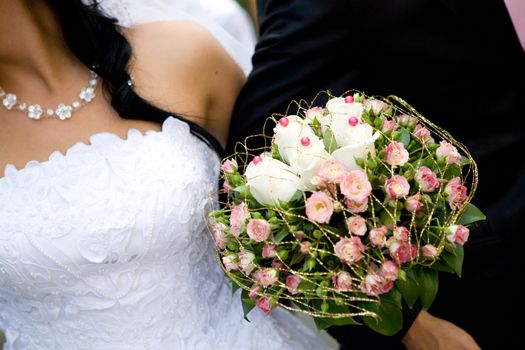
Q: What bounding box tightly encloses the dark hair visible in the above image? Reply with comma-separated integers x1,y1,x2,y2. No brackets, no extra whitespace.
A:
44,0,224,157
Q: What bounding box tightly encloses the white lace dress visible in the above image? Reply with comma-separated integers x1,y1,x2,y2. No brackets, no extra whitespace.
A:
0,118,337,350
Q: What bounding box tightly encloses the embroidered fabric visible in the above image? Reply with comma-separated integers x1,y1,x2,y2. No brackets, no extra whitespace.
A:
0,118,336,349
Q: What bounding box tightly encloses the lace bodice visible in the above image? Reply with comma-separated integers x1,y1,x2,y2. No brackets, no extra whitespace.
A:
0,118,335,350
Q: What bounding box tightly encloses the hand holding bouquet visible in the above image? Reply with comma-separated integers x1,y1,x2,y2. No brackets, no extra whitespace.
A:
210,91,485,335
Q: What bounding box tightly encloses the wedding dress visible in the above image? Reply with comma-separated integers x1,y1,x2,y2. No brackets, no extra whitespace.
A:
0,117,337,349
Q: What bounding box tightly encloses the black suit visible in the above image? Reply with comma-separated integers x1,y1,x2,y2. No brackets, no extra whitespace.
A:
229,1,524,349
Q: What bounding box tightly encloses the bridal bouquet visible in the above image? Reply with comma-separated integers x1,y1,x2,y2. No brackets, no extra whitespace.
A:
209,91,485,335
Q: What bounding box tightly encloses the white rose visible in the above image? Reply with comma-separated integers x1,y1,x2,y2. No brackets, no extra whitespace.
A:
322,102,380,171
320,98,365,130
245,153,301,205
273,116,330,190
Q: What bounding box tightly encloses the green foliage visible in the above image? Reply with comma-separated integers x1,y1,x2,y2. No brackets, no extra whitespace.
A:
359,289,403,336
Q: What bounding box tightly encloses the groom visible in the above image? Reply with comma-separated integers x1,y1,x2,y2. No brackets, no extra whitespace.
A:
228,0,524,349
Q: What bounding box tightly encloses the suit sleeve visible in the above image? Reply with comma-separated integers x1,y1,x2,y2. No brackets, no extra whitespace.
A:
227,0,357,154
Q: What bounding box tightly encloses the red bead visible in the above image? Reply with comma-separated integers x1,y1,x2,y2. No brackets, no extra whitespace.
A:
348,116,359,126
344,95,354,103
300,136,311,146
279,117,289,127
253,156,263,165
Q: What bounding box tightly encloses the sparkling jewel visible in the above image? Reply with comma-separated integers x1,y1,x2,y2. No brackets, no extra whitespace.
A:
348,116,359,126
279,117,289,127
28,104,43,119
2,93,17,109
56,104,73,120
344,95,354,103
300,136,311,146
253,156,263,165
0,70,98,121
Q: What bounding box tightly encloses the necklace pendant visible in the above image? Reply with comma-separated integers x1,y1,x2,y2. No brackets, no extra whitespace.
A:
56,104,73,120
2,94,17,110
27,104,43,120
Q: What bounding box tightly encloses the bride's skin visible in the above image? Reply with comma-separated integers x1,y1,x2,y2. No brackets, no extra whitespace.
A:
0,0,244,176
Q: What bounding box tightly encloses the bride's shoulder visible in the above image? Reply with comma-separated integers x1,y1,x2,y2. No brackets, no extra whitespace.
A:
122,21,244,145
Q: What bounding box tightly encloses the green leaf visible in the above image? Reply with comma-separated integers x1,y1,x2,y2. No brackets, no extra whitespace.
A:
231,282,240,296
323,128,338,153
360,290,403,336
395,269,419,308
241,289,255,322
416,267,439,309
288,190,304,205
431,259,456,274
398,128,411,147
274,226,290,244
314,316,359,329
441,244,464,277
457,203,486,225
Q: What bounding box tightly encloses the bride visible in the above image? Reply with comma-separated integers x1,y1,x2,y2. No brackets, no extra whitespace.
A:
0,0,337,349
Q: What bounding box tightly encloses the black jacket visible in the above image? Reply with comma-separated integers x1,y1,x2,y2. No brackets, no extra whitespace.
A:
229,1,524,349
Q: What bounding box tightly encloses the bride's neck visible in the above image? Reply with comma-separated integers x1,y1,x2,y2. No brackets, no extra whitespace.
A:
0,0,86,93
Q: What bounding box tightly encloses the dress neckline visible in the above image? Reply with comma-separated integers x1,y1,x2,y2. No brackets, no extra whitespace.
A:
0,116,182,183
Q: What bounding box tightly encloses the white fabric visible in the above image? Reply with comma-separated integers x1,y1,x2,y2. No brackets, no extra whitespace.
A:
0,117,336,350
91,0,254,75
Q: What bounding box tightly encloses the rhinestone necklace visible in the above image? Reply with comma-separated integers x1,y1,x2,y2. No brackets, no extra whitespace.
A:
0,70,99,120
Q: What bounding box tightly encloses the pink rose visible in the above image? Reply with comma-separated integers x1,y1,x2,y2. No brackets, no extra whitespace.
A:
444,177,467,209
340,170,372,203
262,244,278,258
222,255,237,272
210,219,227,250
360,273,394,296
447,225,470,246
317,160,347,184
230,202,249,237
414,166,441,192
271,259,284,269
405,193,424,213
305,191,334,224
380,260,399,281
299,241,311,254
344,198,368,214
397,114,417,128
436,141,461,165
334,237,366,266
238,249,256,275
256,297,271,315
369,226,388,248
413,124,435,145
249,285,261,300
387,239,417,264
247,218,271,242
286,275,302,295
253,268,278,287
382,119,399,132
221,158,238,173
422,244,439,258
385,175,410,199
393,226,410,241
332,271,353,292
305,106,324,120
223,180,232,192
384,141,409,167
347,216,367,236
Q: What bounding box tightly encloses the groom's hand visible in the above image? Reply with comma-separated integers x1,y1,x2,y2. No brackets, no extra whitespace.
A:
402,310,481,350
